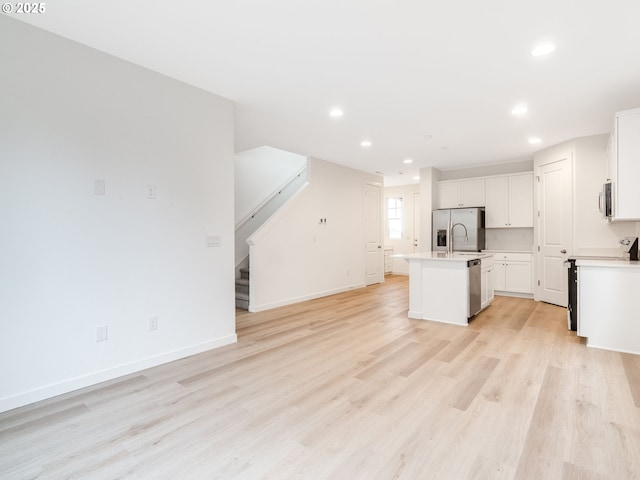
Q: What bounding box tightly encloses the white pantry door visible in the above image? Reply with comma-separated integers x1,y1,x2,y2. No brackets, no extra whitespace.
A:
365,183,383,286
537,157,572,306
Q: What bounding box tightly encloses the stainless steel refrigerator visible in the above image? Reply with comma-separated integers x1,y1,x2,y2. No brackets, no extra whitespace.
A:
432,207,485,252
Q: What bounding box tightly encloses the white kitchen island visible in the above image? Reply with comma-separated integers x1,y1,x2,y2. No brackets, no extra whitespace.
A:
399,252,493,326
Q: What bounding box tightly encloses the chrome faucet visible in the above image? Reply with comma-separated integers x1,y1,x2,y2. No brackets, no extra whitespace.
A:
447,222,469,254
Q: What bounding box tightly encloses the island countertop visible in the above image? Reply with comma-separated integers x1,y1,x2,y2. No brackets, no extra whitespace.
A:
396,251,493,262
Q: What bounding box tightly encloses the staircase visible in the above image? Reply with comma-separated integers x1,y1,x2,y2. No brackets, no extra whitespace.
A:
234,149,308,313
235,267,250,310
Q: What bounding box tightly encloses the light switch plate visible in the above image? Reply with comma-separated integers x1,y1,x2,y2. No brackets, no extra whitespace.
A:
147,184,156,199
206,235,221,247
96,325,108,342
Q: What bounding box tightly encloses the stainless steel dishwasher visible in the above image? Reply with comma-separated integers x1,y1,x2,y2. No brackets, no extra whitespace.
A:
467,259,481,317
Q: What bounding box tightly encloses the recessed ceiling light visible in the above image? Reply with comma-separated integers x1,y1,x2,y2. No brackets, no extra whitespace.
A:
413,176,420,181
360,140,372,147
531,43,556,56
528,137,542,144
424,134,433,140
403,158,413,164
511,104,528,116
375,170,384,175
329,108,343,117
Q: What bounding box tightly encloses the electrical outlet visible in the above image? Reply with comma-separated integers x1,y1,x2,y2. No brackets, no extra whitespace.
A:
147,184,156,199
149,316,158,331
94,179,105,196
96,325,108,342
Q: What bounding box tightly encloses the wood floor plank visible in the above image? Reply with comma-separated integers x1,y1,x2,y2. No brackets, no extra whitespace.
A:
451,356,500,411
514,365,573,479
0,404,89,438
437,330,480,362
561,461,608,480
621,353,640,408
1,276,640,479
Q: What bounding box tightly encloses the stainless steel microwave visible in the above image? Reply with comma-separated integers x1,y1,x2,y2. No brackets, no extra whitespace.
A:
599,182,612,219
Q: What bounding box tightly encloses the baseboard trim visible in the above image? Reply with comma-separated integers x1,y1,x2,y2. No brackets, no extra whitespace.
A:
249,283,366,312
586,342,640,356
494,291,534,299
0,334,237,414
409,315,468,327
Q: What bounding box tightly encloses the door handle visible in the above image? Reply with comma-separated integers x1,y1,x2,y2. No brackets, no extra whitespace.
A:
561,249,567,254
378,245,382,249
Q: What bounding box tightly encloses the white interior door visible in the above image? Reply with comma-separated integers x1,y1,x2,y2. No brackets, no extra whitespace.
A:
413,192,421,253
365,183,383,286
537,157,572,306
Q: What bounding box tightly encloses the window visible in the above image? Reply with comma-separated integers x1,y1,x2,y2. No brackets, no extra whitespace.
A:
387,197,403,239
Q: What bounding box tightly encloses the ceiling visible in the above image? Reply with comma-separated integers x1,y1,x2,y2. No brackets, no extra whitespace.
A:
11,0,640,186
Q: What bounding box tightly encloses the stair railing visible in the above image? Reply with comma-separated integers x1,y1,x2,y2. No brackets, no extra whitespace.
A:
235,165,308,268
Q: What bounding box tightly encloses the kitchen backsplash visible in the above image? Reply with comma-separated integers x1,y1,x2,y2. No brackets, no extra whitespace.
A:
485,228,534,252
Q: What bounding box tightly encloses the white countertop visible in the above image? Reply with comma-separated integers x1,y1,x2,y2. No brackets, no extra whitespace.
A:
481,249,533,254
396,251,492,262
576,258,640,268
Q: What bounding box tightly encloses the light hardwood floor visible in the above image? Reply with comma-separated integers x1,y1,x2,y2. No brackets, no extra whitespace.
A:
1,275,640,479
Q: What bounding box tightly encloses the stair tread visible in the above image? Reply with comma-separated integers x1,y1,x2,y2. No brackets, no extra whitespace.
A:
235,278,250,286
235,292,249,301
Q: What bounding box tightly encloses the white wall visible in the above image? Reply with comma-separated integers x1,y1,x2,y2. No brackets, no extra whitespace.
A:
0,17,236,413
235,146,307,223
573,135,636,256
384,184,420,274
248,158,381,311
438,159,533,180
419,167,440,253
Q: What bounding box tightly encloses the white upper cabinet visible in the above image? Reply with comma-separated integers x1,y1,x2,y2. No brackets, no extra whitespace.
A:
608,108,640,221
485,177,509,227
437,179,485,208
485,173,533,228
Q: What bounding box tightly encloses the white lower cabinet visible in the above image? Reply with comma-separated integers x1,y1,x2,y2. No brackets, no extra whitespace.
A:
489,252,533,295
480,256,494,310
578,262,640,354
505,261,532,294
492,261,505,291
384,247,393,274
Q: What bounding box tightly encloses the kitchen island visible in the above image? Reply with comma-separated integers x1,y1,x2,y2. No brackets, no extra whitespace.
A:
398,252,493,326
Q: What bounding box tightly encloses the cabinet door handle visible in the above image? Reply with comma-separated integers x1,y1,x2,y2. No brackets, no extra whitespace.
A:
561,249,567,254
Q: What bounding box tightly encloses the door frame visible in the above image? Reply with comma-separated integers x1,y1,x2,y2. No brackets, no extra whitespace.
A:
534,148,574,305
364,181,384,286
